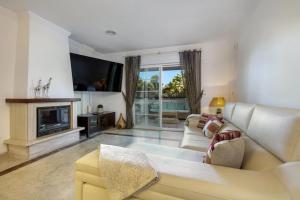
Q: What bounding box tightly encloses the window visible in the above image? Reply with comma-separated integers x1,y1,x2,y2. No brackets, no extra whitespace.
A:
134,64,188,130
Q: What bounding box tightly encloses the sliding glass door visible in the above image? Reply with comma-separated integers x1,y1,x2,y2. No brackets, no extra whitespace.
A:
134,64,189,130
135,67,161,129
161,66,188,129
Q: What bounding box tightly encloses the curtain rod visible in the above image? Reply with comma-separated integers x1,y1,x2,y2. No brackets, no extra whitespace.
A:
122,48,202,57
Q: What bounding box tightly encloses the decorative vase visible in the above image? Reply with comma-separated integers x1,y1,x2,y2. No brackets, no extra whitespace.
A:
116,114,126,129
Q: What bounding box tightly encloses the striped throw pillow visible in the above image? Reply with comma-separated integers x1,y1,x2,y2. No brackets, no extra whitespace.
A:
202,119,224,138
197,113,224,129
209,130,241,151
203,130,244,168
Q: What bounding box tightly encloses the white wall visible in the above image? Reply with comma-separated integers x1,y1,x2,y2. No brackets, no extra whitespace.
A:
13,12,74,98
69,39,107,59
0,7,237,154
13,12,29,98
0,7,236,154
236,0,300,108
0,11,74,154
69,39,126,120
0,6,18,154
105,38,237,112
70,38,236,119
26,12,74,98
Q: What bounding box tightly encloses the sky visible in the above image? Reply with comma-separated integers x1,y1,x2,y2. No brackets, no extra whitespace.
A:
140,69,181,86
162,70,181,85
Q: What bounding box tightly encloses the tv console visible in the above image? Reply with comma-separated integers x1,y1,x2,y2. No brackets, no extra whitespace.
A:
77,112,115,137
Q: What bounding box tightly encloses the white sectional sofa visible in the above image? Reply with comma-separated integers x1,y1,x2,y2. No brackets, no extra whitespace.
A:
75,102,300,200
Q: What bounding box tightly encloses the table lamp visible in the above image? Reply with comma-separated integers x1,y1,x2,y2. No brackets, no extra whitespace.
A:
209,97,226,114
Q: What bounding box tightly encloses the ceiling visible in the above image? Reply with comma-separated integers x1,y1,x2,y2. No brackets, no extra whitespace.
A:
0,0,260,54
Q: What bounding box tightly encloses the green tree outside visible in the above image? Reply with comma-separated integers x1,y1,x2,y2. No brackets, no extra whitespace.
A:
162,73,186,98
136,73,186,98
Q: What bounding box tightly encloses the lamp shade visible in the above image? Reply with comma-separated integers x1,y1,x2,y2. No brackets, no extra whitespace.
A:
209,97,226,107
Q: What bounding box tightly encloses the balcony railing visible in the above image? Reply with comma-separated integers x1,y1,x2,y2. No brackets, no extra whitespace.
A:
135,98,189,114
161,98,189,111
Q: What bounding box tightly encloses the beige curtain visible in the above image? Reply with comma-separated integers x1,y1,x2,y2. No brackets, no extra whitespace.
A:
122,56,141,128
179,50,203,114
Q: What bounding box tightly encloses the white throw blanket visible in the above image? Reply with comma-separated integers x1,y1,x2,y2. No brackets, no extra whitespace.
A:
98,144,159,200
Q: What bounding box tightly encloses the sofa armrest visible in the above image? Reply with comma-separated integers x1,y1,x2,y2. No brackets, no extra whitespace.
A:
186,114,202,120
185,114,201,127
145,155,290,200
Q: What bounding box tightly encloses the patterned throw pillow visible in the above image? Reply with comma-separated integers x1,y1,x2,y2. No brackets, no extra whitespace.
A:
202,119,224,138
197,117,208,129
197,113,223,129
209,130,241,151
203,130,245,169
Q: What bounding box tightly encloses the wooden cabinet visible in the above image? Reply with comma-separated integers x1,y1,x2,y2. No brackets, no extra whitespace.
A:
97,112,115,130
78,112,115,137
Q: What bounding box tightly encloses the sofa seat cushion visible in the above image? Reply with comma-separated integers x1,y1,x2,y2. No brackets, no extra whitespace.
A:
184,125,204,136
146,155,289,200
272,162,300,200
126,143,204,162
242,136,282,171
180,134,211,152
76,144,205,177
76,150,290,200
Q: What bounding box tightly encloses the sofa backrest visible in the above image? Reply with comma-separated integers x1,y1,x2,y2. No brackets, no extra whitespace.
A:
223,102,236,121
224,102,300,163
247,105,300,162
231,103,255,132
242,136,282,170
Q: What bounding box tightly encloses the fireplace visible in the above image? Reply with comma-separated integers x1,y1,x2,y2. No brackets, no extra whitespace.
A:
5,98,83,159
37,106,71,137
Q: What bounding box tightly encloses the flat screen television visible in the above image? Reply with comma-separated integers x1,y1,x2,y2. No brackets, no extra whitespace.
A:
70,53,123,92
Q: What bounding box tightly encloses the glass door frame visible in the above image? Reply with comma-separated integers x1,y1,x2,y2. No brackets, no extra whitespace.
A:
134,62,184,131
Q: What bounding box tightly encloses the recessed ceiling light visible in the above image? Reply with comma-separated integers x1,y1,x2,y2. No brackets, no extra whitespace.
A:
105,30,117,36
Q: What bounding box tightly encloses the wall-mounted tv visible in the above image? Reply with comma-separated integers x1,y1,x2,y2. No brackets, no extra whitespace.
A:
70,53,123,92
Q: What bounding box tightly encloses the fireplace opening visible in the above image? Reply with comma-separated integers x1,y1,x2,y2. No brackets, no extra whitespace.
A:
37,106,71,137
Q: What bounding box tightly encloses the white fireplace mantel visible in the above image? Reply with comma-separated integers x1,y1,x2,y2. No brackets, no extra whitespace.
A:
4,98,84,159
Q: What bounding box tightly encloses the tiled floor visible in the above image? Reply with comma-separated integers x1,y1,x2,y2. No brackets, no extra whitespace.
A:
0,129,183,200
103,128,183,141
135,118,185,130
0,153,28,173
